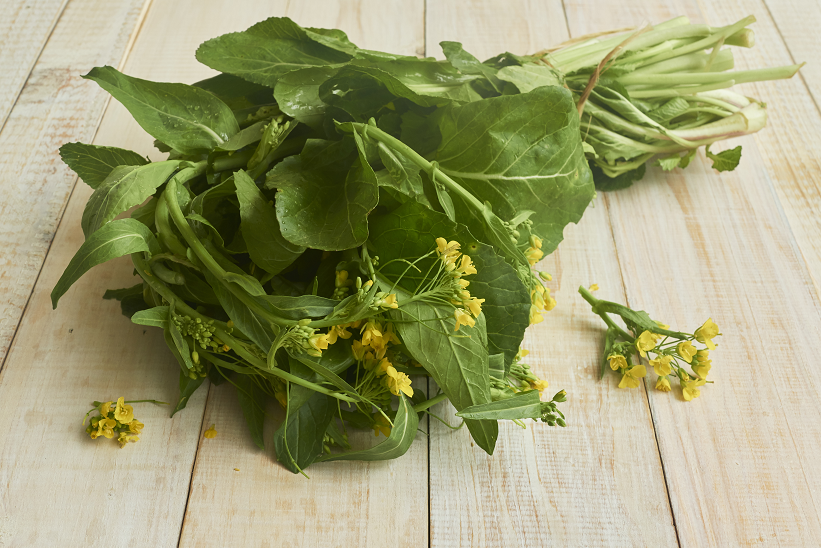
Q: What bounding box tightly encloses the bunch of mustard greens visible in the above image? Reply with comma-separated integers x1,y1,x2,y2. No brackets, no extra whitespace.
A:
54,15,785,472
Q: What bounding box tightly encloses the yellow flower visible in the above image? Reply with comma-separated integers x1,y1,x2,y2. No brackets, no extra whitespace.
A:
655,377,672,392
618,365,646,389
381,293,399,309
128,419,144,434
383,323,401,346
435,237,461,265
204,424,217,439
373,413,391,438
113,398,134,424
519,348,530,358
374,357,392,376
99,418,118,439
539,271,553,281
326,324,353,344
608,354,627,371
544,296,557,311
99,401,113,417
455,254,477,276
458,278,470,289
466,297,485,317
454,308,475,331
531,289,545,310
529,305,544,325
360,320,383,346
351,339,367,361
695,349,711,364
589,283,599,291
117,432,139,448
530,379,549,395
635,331,658,357
682,377,706,401
307,333,331,357
384,366,414,397
335,270,354,288
525,247,544,266
530,235,543,249
677,341,697,363
695,318,720,350
650,355,673,376
692,361,712,380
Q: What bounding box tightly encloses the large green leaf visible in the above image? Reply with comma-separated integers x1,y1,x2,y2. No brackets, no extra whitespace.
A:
435,86,594,255
51,219,159,308
392,302,497,454
83,66,239,154
195,17,353,90
370,201,530,368
130,305,169,329
266,136,378,250
317,394,418,462
274,66,338,129
234,170,304,274
59,142,148,189
456,390,542,420
235,374,266,450
496,64,562,93
81,161,180,237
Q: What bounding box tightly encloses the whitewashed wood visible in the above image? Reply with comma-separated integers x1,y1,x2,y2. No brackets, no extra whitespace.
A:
564,1,821,545
425,3,678,546
0,0,68,131
0,0,151,368
175,2,429,546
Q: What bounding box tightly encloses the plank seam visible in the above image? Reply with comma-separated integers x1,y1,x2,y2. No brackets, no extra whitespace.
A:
760,0,821,116
602,191,683,548
0,0,71,136
177,382,213,548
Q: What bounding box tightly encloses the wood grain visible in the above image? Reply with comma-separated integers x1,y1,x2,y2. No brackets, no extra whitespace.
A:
0,0,68,131
563,1,821,545
174,2,429,547
425,3,678,546
0,0,151,369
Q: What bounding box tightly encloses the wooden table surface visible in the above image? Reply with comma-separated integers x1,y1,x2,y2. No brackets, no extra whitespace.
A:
1,0,820,546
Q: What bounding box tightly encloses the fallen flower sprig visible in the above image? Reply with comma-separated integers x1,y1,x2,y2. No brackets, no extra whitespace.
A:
83,398,167,448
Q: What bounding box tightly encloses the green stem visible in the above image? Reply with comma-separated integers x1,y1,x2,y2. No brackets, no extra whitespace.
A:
413,393,448,413
578,286,632,341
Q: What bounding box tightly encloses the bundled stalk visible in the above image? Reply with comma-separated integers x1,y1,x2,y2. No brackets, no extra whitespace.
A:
54,15,776,472
531,15,802,186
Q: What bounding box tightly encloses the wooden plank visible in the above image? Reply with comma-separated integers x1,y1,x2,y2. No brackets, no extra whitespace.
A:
763,0,821,109
0,0,151,367
425,3,678,546
562,1,821,545
0,2,222,545
176,2,429,546
0,0,68,131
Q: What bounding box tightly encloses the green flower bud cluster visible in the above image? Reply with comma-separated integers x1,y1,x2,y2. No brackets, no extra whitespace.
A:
188,349,207,380
540,390,568,427
172,313,216,350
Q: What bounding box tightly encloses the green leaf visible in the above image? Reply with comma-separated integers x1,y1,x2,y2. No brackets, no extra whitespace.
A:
370,200,530,368
51,219,159,308
216,120,267,151
234,170,305,274
235,374,266,450
457,390,542,420
317,394,419,462
205,271,276,352
81,161,180,237
171,369,205,416
258,294,338,320
273,66,338,129
59,142,148,189
393,302,497,454
488,353,505,380
435,86,594,255
195,17,353,89
590,161,646,191
267,136,378,250
274,388,334,473
654,155,682,171
130,306,169,329
376,141,429,205
496,64,562,93
706,145,742,172
83,66,239,154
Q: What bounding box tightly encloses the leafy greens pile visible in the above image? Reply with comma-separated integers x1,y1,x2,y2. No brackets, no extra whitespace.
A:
52,15,795,472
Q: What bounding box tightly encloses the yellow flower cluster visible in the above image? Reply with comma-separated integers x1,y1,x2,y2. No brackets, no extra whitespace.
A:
528,283,557,325
84,397,142,448
435,237,485,332
353,319,412,398
525,235,544,266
